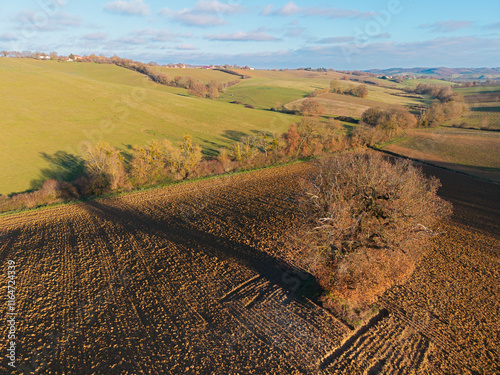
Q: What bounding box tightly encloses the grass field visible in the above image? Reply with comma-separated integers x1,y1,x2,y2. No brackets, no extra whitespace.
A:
156,67,238,83
454,84,500,95
382,127,500,182
401,78,456,87
218,69,366,109
285,88,424,119
216,69,425,112
0,59,298,195
448,85,500,129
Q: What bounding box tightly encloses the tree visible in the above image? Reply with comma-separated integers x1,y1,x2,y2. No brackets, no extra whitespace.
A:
362,106,416,130
420,100,468,127
207,80,221,99
330,80,343,93
178,134,202,178
294,152,452,320
188,81,208,98
300,98,324,117
353,84,369,98
361,107,389,127
82,142,127,194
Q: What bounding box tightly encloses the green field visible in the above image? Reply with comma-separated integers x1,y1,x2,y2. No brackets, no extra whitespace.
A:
401,78,456,87
454,84,500,95
448,85,500,129
2,59,498,194
0,59,298,195
219,69,344,109
216,69,426,112
156,67,238,83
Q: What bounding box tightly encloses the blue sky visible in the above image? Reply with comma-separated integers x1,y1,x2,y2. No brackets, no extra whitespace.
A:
1,0,499,69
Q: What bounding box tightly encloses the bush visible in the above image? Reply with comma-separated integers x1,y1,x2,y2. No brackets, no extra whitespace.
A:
293,152,452,321
188,81,208,97
193,159,224,178
82,142,128,195
300,98,324,117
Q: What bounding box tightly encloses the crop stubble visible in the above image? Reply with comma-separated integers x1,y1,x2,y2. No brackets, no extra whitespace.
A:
0,162,498,374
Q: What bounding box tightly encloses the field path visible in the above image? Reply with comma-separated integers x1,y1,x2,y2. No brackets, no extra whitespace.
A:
0,161,499,374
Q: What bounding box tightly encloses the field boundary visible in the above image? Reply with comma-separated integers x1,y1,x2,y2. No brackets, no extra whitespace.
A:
371,147,500,186
0,159,310,218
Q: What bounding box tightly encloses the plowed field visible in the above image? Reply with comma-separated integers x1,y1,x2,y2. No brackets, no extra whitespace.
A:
1,161,499,374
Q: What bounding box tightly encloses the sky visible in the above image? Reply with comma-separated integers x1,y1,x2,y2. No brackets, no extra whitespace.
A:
0,0,499,69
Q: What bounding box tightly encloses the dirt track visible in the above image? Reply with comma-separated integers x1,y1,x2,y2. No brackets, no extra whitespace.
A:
1,161,499,374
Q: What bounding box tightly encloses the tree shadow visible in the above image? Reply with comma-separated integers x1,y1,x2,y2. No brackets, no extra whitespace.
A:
121,144,134,164
81,197,321,302
30,151,85,190
222,130,248,142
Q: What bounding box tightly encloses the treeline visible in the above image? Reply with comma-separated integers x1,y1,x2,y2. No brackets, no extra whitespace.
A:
215,68,252,80
329,80,369,98
352,105,417,146
0,119,350,213
109,56,239,98
405,83,469,127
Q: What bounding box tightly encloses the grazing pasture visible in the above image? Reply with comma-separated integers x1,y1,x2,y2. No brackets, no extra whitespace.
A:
0,59,297,195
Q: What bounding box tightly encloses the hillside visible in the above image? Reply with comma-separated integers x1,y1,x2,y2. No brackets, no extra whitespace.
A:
0,59,298,195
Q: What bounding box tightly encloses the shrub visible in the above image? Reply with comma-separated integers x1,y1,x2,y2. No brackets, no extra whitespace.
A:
82,141,127,195
293,152,452,321
300,98,324,117
178,134,202,179
188,81,208,97
129,140,177,187
193,159,224,178
420,100,469,127
282,118,346,158
217,148,233,172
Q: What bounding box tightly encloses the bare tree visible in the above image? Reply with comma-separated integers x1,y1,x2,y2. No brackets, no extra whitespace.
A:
294,152,452,320
300,98,324,117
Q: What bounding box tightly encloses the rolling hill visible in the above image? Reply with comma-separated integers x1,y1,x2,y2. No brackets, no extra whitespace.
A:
0,58,298,195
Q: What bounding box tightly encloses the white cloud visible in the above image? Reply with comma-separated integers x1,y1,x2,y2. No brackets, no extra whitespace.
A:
160,0,245,27
420,20,472,33
116,36,146,45
82,33,108,41
263,2,376,19
485,22,500,30
317,36,355,44
14,10,82,31
276,2,301,16
130,28,191,43
194,1,244,14
260,5,274,16
0,32,18,41
104,0,150,16
206,30,280,41
176,44,198,50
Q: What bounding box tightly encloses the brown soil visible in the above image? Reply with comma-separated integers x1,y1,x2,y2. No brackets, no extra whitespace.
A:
0,161,498,374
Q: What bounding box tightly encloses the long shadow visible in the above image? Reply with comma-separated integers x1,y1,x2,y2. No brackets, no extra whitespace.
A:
418,163,500,240
81,198,320,300
378,150,500,239
30,151,85,190
222,130,248,142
